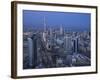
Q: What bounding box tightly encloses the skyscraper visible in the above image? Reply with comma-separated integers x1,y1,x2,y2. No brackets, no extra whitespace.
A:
42,32,47,42
31,34,38,68
42,16,47,42
27,37,33,67
60,25,63,35
64,34,72,53
73,37,78,53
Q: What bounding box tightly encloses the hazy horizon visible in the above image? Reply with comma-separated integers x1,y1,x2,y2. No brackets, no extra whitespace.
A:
23,10,91,32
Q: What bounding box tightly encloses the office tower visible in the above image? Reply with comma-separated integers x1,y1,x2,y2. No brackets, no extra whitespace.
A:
42,16,47,42
60,25,63,35
31,34,38,68
64,34,72,53
73,37,78,53
27,37,33,67
42,32,46,42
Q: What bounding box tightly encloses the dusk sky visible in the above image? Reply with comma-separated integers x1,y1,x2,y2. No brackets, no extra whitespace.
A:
23,10,91,31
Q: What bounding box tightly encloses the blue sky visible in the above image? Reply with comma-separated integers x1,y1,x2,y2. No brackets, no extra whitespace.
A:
23,10,91,31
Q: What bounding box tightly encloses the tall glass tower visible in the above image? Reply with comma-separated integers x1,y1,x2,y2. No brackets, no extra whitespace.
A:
73,37,78,53
27,37,33,67
31,34,38,68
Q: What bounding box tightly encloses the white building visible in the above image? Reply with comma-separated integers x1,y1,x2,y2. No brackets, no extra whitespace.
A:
60,25,63,35
42,32,47,42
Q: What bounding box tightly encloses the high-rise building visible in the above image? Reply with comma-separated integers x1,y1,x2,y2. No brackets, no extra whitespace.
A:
64,34,72,53
31,34,38,68
60,25,63,35
73,37,78,53
42,16,47,42
27,37,33,67
42,32,47,42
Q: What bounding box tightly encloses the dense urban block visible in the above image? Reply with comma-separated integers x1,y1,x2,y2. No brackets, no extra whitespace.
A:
23,11,91,69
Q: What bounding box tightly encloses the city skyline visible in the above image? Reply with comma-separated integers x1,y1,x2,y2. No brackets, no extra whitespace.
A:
23,10,91,32
23,10,91,69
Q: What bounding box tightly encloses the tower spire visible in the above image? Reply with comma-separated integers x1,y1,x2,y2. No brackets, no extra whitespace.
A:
44,16,46,32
